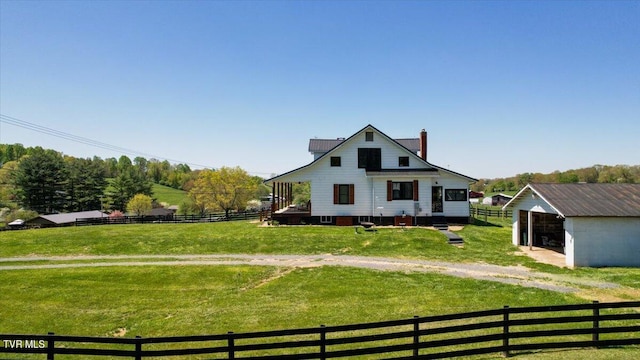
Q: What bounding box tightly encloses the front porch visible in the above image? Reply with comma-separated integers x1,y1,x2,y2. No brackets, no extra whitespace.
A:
270,181,311,224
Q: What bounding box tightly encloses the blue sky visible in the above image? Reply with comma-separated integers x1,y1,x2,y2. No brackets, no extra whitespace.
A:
1,0,638,179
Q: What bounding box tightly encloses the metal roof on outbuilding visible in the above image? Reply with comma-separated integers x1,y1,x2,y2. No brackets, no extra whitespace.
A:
504,183,640,217
34,210,108,225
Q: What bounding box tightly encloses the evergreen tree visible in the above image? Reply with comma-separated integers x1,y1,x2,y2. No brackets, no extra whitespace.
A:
13,149,66,213
64,157,107,212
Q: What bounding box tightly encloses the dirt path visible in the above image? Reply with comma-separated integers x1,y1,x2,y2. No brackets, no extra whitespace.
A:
0,254,624,298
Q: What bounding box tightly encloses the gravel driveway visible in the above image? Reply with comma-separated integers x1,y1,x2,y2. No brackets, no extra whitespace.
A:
0,254,621,294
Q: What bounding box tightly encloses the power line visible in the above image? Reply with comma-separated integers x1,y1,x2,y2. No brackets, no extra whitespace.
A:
0,114,216,169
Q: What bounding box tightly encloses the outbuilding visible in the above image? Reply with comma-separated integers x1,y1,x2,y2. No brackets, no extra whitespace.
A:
26,210,108,228
503,183,640,268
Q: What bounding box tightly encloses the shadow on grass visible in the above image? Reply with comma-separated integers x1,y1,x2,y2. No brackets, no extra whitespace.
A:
470,218,505,227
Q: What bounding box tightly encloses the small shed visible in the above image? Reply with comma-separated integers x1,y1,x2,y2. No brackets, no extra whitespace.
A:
491,193,513,206
149,208,175,220
503,183,640,268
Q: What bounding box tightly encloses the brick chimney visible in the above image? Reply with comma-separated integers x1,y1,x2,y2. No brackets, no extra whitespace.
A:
419,129,427,161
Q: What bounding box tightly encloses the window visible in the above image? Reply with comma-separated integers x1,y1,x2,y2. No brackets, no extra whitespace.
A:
330,156,341,167
365,131,374,141
392,182,413,200
387,180,419,201
445,189,467,201
333,184,354,204
320,216,332,224
358,148,381,170
398,156,409,167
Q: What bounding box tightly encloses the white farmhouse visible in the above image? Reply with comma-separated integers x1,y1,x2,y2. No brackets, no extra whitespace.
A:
265,125,476,226
503,183,640,268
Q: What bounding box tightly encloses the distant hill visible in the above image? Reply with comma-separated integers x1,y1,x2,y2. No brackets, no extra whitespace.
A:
472,164,639,193
152,183,187,207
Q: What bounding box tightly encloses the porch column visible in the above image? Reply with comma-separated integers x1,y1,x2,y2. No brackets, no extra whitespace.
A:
528,211,533,250
278,182,282,210
271,182,276,212
279,182,284,209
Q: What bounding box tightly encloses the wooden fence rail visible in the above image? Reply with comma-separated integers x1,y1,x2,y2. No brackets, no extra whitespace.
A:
2,301,639,359
470,206,513,219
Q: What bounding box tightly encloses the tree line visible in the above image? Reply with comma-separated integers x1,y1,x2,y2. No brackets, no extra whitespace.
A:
472,164,640,193
0,144,272,223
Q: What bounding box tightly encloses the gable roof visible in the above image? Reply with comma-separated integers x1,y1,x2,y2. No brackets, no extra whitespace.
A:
504,183,640,217
32,210,108,225
309,138,420,154
267,124,476,183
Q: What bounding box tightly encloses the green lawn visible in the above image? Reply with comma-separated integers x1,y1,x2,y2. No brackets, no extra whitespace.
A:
1,265,637,359
152,183,187,206
0,265,582,336
1,220,639,359
0,220,520,263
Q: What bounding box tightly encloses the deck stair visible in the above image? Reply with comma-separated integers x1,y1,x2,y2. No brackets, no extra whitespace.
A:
432,216,464,245
432,216,449,230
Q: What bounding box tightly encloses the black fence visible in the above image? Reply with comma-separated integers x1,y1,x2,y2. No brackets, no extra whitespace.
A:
74,211,265,226
2,301,639,359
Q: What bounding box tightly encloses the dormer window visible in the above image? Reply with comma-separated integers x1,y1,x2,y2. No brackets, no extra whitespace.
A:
365,131,374,141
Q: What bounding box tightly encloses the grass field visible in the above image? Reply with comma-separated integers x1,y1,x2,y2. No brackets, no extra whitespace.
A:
1,220,639,359
152,183,188,206
0,219,527,264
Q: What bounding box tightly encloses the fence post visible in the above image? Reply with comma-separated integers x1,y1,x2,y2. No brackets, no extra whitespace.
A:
135,336,142,360
413,315,420,357
228,331,235,359
47,332,55,360
592,300,600,347
502,306,510,358
319,325,326,360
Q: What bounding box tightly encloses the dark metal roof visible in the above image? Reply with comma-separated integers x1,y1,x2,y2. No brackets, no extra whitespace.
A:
29,210,108,225
309,138,420,153
528,183,640,217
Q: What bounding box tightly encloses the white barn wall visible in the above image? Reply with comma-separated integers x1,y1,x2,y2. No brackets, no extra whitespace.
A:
570,217,640,267
564,219,576,268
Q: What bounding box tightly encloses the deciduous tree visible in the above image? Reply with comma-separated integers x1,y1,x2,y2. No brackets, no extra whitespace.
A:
189,167,259,218
126,194,153,216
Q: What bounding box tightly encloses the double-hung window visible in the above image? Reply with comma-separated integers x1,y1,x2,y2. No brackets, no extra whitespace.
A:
333,184,354,204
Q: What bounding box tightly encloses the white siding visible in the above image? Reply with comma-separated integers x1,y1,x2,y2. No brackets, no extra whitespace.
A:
440,173,473,217
569,217,640,267
271,126,473,219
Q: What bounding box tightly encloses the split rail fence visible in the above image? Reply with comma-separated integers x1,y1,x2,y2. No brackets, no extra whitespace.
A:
470,206,512,219
2,301,639,359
